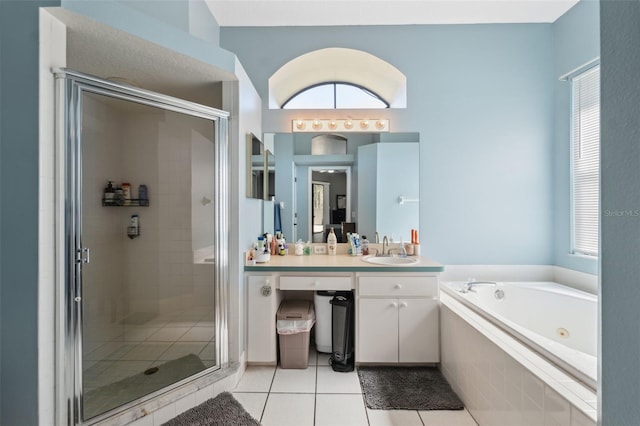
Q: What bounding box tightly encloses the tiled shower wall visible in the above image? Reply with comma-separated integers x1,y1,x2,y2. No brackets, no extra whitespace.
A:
82,94,128,354
440,305,596,426
81,97,216,351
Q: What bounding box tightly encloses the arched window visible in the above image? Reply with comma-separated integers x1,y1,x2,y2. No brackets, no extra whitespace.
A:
269,48,406,109
282,82,389,109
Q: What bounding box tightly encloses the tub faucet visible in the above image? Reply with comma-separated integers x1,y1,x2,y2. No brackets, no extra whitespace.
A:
460,281,498,293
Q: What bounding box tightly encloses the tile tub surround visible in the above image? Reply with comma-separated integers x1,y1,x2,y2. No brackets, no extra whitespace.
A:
440,294,596,426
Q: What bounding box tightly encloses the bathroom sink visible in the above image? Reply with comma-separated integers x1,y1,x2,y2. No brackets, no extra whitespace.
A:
361,255,419,265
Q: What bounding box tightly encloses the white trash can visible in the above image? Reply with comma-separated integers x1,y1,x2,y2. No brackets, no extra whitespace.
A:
314,291,334,353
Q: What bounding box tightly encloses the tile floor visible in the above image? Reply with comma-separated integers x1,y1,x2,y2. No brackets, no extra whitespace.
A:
232,347,479,426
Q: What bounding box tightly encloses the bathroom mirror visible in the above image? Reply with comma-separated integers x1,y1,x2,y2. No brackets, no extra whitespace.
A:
246,133,265,199
265,149,275,200
262,150,276,234
266,132,419,243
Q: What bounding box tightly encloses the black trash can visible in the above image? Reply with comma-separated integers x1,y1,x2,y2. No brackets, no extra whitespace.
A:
329,291,354,372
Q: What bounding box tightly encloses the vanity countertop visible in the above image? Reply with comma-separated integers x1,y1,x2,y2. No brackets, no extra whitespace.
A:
244,254,444,272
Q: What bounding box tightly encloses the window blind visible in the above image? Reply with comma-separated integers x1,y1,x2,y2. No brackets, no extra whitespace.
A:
571,65,600,256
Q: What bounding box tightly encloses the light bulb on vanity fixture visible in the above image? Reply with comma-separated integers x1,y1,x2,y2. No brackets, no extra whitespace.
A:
291,118,389,133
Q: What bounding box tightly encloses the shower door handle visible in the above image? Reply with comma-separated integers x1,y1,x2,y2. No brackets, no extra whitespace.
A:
76,247,90,264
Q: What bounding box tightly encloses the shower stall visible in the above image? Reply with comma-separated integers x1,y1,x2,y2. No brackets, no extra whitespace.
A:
54,69,229,425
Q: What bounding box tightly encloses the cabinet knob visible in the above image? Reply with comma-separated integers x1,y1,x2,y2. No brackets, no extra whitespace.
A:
390,302,398,308
400,302,408,308
261,286,272,297
395,284,402,289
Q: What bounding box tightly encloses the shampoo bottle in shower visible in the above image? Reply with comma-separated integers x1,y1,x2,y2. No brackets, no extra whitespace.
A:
127,214,140,239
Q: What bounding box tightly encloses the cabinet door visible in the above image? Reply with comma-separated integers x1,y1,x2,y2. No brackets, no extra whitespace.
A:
398,298,440,363
247,275,277,363
358,298,399,363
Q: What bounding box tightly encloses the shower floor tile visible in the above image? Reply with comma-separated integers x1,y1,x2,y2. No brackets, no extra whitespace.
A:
157,342,208,361
82,307,218,420
178,326,214,342
121,342,173,361
147,327,191,342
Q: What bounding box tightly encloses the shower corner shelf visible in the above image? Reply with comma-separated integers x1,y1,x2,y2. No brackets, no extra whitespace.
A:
102,198,150,207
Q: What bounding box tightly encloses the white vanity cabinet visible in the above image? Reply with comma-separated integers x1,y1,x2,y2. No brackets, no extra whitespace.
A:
244,255,443,367
357,274,440,364
246,274,280,364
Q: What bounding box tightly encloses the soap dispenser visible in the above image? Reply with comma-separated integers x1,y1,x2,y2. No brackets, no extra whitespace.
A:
327,228,337,255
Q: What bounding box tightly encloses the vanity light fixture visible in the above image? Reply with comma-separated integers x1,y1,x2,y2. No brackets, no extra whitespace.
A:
292,118,389,133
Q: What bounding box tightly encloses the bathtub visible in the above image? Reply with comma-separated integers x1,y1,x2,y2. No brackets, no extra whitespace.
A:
441,281,597,389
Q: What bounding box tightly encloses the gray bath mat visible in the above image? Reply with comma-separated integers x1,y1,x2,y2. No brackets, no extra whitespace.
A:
357,366,464,410
162,392,261,426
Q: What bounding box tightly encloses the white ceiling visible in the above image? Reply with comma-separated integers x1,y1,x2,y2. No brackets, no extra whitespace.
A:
206,0,581,27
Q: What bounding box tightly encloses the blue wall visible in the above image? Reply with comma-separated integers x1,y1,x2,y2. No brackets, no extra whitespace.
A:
600,1,640,422
222,24,557,265
0,2,60,424
552,0,600,275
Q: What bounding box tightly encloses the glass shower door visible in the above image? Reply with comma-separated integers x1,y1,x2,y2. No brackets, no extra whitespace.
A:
56,69,229,424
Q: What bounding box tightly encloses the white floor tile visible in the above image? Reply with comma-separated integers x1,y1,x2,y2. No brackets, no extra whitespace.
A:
317,352,331,367
261,393,315,426
308,346,318,365
316,366,362,394
270,366,317,393
232,392,268,422
315,394,368,426
367,409,424,426
419,409,478,426
234,366,276,392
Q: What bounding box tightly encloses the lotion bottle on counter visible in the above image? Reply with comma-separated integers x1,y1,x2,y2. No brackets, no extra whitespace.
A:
327,227,337,255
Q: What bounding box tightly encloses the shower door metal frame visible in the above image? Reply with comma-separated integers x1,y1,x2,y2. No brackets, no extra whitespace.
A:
54,68,230,426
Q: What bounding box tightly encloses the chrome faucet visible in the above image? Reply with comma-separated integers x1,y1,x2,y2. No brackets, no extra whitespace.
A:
381,235,389,256
460,281,498,293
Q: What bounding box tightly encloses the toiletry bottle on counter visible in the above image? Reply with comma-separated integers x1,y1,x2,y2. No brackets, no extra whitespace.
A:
278,233,286,256
361,236,369,255
327,228,337,255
